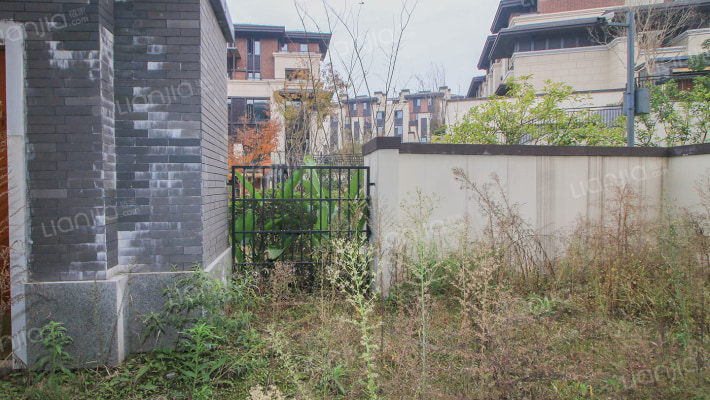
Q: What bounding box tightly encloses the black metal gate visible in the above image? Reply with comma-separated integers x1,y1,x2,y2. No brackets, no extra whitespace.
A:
229,164,370,277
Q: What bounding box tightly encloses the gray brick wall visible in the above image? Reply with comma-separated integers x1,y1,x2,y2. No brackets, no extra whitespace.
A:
199,0,229,267
1,0,231,279
0,0,118,281
114,0,205,272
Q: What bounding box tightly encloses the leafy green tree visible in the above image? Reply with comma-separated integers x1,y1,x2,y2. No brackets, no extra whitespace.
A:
435,76,625,146
636,39,710,147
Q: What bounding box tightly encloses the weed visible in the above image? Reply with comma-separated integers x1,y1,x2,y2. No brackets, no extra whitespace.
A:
34,321,74,385
325,234,380,400
247,384,287,400
394,190,446,399
177,322,227,399
318,363,347,395
454,170,555,288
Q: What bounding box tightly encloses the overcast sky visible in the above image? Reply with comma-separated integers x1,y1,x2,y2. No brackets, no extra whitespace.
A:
225,0,500,96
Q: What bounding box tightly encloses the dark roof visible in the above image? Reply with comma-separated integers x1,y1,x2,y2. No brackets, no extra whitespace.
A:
477,35,497,71
342,96,378,104
467,76,486,98
234,24,286,35
404,91,444,99
209,0,234,42
491,0,537,34
488,17,602,61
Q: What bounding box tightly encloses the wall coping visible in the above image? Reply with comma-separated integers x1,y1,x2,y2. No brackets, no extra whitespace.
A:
362,137,710,158
209,0,234,42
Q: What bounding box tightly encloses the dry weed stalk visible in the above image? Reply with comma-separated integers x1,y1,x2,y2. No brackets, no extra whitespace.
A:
453,169,555,286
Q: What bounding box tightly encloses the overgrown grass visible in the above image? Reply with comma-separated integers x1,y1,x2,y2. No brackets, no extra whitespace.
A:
2,175,710,399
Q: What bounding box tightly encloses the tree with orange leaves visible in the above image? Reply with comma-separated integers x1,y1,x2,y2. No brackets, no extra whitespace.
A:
229,117,282,167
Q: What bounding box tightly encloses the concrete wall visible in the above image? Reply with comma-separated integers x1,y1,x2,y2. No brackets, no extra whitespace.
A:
511,40,628,94
364,138,710,293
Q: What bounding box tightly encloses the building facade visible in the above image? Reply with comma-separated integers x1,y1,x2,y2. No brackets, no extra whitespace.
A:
227,24,331,165
333,86,452,148
468,0,710,105
0,0,233,367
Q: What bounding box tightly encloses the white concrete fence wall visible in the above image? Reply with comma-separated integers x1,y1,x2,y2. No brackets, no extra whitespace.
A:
363,137,710,293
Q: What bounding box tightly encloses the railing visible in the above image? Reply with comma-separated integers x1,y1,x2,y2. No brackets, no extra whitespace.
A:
518,106,624,144
636,73,706,88
312,153,364,166
230,164,370,286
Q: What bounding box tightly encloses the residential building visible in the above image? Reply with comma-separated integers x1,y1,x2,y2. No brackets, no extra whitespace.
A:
227,24,332,165
332,86,451,148
468,0,710,104
0,0,233,368
444,0,710,143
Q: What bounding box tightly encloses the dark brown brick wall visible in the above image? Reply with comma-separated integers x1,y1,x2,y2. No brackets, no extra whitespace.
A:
537,0,623,14
260,38,278,79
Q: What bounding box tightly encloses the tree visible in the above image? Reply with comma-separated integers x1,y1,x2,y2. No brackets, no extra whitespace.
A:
229,117,281,167
636,40,710,146
593,1,703,76
293,0,419,148
272,65,340,166
435,76,626,146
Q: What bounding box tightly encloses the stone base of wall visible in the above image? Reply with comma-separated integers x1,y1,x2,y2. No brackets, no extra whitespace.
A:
22,247,232,368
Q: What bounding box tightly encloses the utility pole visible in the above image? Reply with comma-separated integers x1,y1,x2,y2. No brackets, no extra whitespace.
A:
609,9,636,147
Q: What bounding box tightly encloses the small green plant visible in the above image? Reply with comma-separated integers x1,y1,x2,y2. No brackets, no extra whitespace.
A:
178,322,227,400
318,363,347,395
34,321,74,386
143,268,257,348
551,379,594,399
528,294,565,316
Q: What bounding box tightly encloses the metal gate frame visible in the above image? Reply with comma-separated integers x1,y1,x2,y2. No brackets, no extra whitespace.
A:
229,164,371,276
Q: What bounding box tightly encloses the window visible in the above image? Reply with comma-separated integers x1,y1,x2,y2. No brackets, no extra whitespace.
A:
394,125,403,137
246,99,268,122
351,103,357,112
246,38,261,80
363,102,369,112
394,110,403,120
414,99,421,107
280,42,288,52
377,126,384,135
427,98,433,107
300,43,308,52
247,38,261,55
376,111,384,125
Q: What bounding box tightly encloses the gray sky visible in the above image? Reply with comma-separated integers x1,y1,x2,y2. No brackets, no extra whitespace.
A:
225,0,500,96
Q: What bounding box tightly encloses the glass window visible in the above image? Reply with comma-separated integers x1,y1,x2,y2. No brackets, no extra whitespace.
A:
245,99,268,122
376,111,384,121
395,110,403,119
351,103,357,112
415,99,421,107
300,43,308,52
394,125,403,136
377,126,384,135
363,102,369,111
280,42,288,52
247,38,261,55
